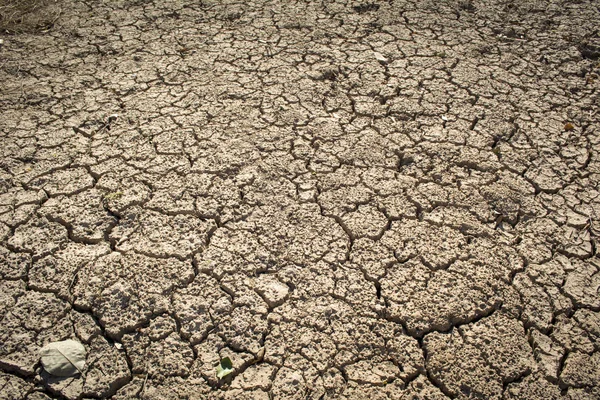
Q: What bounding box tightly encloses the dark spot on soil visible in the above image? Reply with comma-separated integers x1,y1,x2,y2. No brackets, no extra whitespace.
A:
579,42,600,60
352,3,380,13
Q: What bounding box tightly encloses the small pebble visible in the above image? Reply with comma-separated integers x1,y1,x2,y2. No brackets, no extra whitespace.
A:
374,51,388,64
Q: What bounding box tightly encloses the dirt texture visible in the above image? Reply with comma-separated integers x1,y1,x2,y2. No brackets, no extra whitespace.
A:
1,0,600,399
0,0,62,34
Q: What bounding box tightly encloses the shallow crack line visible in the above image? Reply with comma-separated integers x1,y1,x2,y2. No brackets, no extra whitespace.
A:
421,340,457,399
501,368,532,394
393,301,502,341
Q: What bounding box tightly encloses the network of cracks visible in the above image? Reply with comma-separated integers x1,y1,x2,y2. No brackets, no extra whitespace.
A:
1,0,599,399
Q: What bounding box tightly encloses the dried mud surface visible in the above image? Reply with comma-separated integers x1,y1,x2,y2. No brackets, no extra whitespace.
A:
1,0,600,399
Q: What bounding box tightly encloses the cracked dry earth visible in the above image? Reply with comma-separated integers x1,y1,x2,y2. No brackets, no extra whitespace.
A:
1,0,600,399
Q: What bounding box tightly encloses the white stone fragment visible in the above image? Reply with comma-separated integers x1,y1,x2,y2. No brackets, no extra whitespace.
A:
374,51,388,64
40,339,86,377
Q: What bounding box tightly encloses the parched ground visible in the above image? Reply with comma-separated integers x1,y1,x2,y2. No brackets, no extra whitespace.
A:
1,0,599,399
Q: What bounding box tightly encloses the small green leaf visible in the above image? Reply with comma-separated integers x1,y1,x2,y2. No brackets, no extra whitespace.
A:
216,357,233,379
104,191,123,201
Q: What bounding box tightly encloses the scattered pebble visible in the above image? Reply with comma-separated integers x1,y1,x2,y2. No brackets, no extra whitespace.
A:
374,51,388,64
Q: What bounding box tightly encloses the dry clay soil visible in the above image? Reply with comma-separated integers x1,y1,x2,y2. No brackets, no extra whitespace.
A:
1,0,600,399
